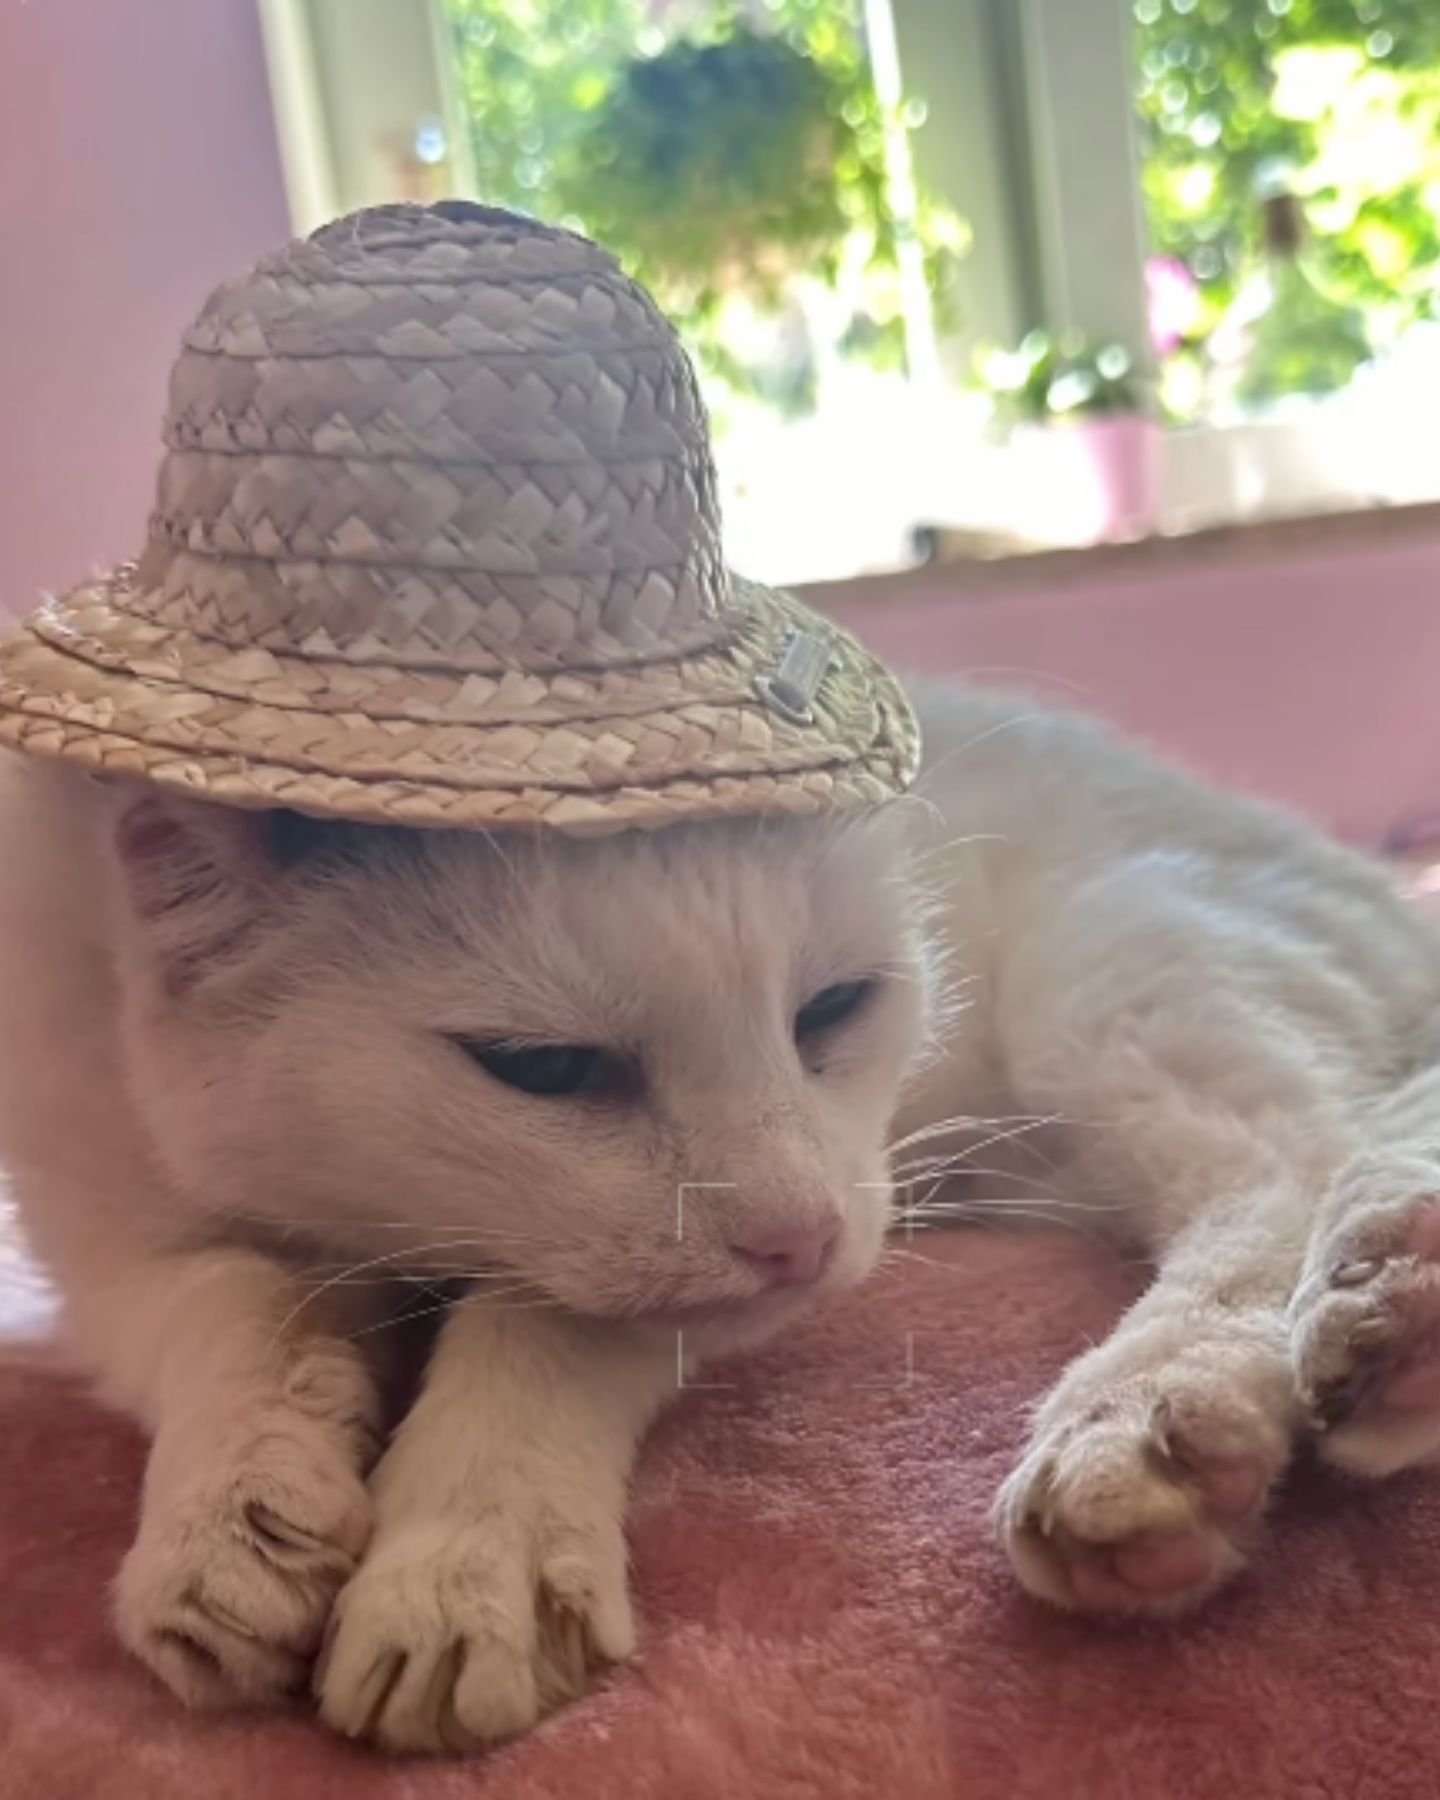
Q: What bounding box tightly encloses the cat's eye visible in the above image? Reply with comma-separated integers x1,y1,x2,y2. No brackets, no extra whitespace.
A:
794,978,876,1042
455,1039,621,1098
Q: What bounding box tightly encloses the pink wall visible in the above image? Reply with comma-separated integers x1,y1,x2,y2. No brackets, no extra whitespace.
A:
814,530,1440,848
0,0,290,613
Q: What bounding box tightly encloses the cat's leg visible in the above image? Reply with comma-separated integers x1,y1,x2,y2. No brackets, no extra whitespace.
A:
1290,1060,1440,1475
71,1240,382,1707
985,889,1358,1613
316,1301,671,1753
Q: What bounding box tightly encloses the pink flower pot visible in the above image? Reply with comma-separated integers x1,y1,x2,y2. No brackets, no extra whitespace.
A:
1013,415,1162,545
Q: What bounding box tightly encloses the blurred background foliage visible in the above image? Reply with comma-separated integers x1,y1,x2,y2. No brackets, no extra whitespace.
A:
442,0,1440,425
1135,0,1440,415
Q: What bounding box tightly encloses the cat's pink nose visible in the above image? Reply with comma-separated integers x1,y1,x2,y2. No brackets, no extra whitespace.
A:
731,1221,839,1287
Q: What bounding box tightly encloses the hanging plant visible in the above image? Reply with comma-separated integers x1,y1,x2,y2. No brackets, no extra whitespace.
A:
557,33,857,314
553,25,964,365
442,0,967,407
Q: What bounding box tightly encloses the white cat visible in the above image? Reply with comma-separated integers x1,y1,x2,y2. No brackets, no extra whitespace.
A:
2,680,1438,1752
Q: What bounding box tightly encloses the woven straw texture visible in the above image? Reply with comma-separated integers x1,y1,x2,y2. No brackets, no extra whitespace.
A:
0,202,918,834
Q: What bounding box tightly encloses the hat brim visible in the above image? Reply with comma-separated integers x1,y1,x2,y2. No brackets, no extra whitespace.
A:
0,570,918,834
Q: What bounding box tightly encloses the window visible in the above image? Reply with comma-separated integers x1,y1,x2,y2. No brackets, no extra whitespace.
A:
258,0,1440,582
1135,0,1440,514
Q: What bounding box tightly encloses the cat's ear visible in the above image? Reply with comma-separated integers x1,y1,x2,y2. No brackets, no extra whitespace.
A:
112,792,280,990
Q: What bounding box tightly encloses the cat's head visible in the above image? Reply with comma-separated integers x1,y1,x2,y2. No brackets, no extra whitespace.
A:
107,788,938,1351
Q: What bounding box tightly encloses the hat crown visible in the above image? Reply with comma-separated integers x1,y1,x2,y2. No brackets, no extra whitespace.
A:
0,201,919,835
134,202,728,674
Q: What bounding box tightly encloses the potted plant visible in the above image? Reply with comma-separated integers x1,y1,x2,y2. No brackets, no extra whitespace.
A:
979,331,1161,544
551,24,966,406
558,32,857,313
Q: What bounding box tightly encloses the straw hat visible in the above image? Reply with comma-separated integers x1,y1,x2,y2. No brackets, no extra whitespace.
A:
0,202,918,835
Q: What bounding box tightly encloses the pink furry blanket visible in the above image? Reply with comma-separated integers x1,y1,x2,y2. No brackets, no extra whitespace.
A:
5,1231,1440,1799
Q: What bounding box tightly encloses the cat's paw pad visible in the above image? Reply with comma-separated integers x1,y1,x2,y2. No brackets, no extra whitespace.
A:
116,1437,372,1709
1293,1194,1440,1474
996,1386,1280,1615
315,1509,633,1754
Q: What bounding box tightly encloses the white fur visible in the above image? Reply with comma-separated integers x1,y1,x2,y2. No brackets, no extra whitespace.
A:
3,682,1440,1746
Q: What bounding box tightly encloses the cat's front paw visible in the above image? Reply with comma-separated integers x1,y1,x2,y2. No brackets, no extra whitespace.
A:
116,1430,373,1709
996,1347,1291,1615
1292,1192,1440,1475
315,1501,634,1754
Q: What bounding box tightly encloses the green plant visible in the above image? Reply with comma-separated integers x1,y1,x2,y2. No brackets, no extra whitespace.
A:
978,333,1149,425
555,31,864,314
1232,255,1374,406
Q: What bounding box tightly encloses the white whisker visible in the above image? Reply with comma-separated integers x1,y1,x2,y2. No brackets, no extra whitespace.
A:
343,1283,550,1340
269,1235,520,1342
890,1114,1066,1177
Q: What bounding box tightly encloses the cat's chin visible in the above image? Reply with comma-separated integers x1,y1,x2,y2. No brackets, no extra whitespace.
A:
545,1222,885,1353
622,1274,853,1358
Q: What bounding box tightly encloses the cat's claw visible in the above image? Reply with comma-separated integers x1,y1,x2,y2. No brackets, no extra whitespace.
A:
115,1433,372,1709
996,1374,1286,1616
316,1511,633,1753
1293,1193,1440,1474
